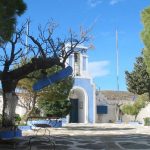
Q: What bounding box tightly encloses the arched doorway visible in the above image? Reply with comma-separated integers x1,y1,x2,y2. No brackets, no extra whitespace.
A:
69,87,88,123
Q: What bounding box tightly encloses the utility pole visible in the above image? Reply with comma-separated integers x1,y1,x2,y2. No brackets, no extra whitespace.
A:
116,29,119,91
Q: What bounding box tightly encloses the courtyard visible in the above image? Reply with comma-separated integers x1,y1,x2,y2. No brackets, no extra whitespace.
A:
1,123,150,150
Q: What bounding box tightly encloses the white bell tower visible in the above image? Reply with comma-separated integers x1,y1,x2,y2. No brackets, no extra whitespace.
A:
66,44,96,124
68,45,89,78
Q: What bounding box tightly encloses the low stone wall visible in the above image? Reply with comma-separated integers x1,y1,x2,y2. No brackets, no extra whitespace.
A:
18,125,31,131
27,119,62,128
0,129,22,139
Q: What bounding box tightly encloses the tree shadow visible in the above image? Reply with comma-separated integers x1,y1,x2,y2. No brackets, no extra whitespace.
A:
55,133,150,150
62,126,135,131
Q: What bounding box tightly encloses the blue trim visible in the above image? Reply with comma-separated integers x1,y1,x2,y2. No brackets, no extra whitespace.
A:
0,130,22,139
18,125,31,131
74,78,94,123
97,105,108,114
27,120,62,128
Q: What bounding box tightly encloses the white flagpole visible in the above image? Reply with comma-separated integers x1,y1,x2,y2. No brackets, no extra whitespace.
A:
116,29,119,91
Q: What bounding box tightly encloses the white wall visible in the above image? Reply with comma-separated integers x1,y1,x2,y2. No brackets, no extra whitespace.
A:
0,95,27,116
0,95,3,114
70,88,86,123
77,90,85,123
96,105,116,123
95,92,135,123
137,103,150,124
122,114,135,123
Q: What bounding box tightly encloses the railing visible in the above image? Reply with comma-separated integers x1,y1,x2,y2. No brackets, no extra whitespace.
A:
27,116,60,150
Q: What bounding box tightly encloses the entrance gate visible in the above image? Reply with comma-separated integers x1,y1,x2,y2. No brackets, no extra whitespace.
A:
69,99,78,123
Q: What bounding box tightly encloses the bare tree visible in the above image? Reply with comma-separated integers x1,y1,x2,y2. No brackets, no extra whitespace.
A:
17,89,38,123
0,21,90,127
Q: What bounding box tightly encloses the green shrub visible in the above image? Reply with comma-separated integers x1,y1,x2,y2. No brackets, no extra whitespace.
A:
144,117,150,126
15,114,21,125
30,107,41,117
38,100,71,118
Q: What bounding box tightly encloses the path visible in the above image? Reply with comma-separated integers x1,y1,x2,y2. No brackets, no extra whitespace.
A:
1,123,150,150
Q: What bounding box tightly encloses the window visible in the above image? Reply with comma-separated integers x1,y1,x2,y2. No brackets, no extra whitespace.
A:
69,55,73,66
83,56,86,71
74,53,78,63
97,105,108,114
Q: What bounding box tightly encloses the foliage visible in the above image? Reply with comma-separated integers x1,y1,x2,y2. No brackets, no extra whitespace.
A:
125,56,150,99
144,117,150,126
15,114,21,122
121,94,148,121
0,0,90,127
38,100,71,117
29,107,41,117
15,114,21,125
141,6,150,75
122,104,135,115
17,64,73,121
0,0,26,43
39,77,74,102
37,67,74,118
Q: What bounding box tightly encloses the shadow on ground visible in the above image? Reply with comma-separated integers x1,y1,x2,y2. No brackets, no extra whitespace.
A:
1,124,150,150
62,126,135,131
54,134,150,150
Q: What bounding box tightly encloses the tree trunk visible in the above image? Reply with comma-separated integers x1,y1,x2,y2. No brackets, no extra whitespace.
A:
134,114,137,122
2,92,18,127
21,92,37,123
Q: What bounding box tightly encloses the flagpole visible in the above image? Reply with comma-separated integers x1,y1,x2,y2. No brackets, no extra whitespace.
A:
116,29,119,91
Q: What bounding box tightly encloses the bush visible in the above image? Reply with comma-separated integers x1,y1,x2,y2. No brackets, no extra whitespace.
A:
30,107,41,117
15,114,21,125
38,100,71,118
144,117,150,126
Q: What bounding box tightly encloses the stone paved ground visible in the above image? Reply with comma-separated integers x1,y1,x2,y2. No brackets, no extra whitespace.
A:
1,123,150,150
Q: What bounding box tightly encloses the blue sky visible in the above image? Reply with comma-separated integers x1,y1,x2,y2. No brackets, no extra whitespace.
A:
20,0,150,91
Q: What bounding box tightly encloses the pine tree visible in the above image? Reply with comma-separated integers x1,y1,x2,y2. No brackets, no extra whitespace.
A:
125,56,150,100
0,0,26,43
141,6,150,75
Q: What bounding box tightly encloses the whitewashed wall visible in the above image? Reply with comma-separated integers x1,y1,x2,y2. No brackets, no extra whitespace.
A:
96,105,116,123
0,95,3,114
122,114,135,123
136,103,150,124
95,92,136,123
0,95,27,116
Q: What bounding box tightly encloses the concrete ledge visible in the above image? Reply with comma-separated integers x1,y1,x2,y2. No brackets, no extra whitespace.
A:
27,119,62,128
18,125,31,131
0,129,22,139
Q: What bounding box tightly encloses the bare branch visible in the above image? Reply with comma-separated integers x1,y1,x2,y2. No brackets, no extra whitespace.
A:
28,35,46,59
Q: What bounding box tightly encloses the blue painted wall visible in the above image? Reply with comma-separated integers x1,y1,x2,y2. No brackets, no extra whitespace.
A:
74,78,94,123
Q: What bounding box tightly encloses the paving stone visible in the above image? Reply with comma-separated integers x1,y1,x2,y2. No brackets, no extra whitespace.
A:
105,142,123,150
55,144,70,149
77,143,106,149
77,140,97,144
118,142,150,149
2,123,150,150
55,140,74,145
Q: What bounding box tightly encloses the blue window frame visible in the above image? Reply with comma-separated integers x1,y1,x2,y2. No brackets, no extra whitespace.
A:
97,105,108,114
